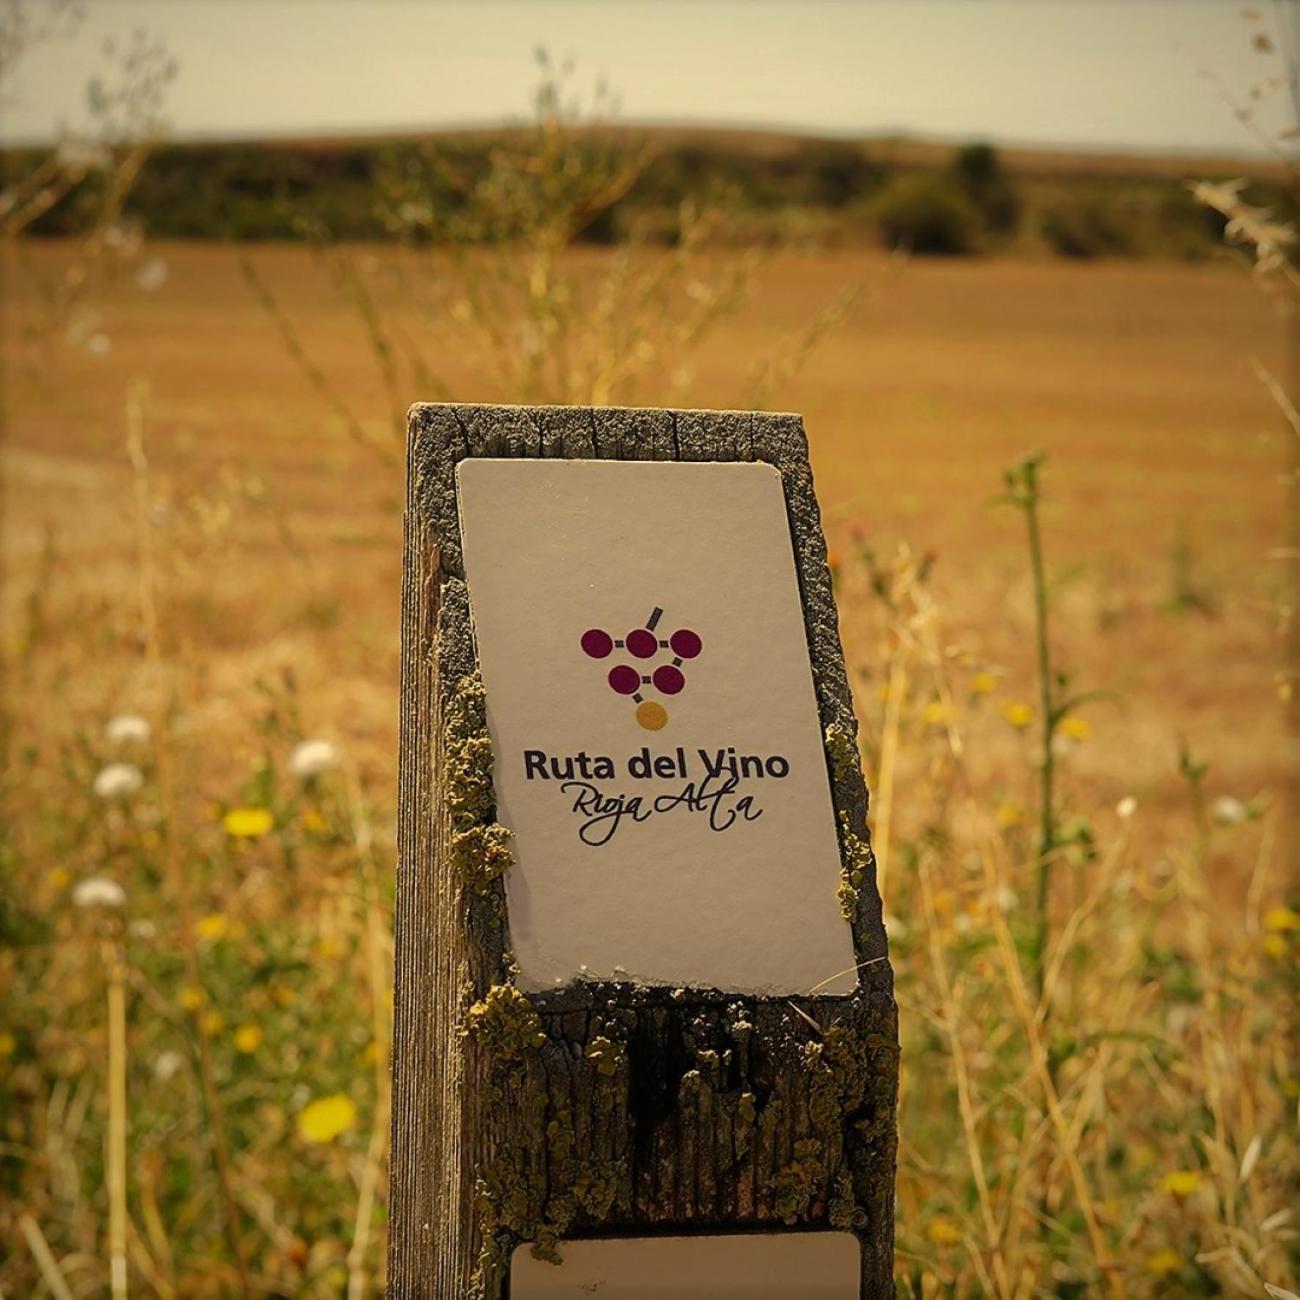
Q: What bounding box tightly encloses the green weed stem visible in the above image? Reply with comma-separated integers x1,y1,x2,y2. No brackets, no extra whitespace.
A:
1005,453,1058,1004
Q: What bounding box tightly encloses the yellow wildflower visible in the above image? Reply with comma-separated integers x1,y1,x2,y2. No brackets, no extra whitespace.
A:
921,700,951,727
1264,933,1287,959
1059,715,1090,741
925,1215,962,1245
301,808,327,833
972,671,997,694
361,1040,380,1066
179,985,205,1012
194,913,228,942
233,1024,263,1054
316,935,346,960
269,983,295,1007
1002,702,1033,729
0,1030,16,1058
199,1010,224,1037
223,807,273,838
47,867,71,891
1159,1170,1202,1198
297,1093,358,1144
1264,905,1298,932
995,801,1026,829
1144,1249,1181,1277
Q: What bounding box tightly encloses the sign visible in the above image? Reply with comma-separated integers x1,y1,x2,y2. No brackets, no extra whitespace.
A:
390,404,897,1300
510,1232,860,1298
458,458,856,995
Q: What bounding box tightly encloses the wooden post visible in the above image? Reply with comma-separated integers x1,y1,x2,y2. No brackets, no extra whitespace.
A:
390,404,898,1298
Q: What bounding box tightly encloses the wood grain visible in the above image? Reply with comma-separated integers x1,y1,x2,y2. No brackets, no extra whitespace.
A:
390,404,897,1298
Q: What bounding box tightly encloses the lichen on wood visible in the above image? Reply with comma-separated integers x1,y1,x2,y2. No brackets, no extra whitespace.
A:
391,404,899,1300
837,813,874,923
445,670,515,900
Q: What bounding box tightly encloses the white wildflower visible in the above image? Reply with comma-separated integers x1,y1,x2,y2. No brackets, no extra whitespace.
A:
995,886,1017,913
72,877,126,909
105,714,151,745
154,1050,185,1082
129,918,157,940
135,257,168,292
1212,795,1248,826
883,912,907,939
288,738,340,779
93,762,143,799
1116,795,1137,819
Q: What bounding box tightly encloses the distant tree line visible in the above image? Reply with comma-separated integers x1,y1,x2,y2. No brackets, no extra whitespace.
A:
2,131,1271,259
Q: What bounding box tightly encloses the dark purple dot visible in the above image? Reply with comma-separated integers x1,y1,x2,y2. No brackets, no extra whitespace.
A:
581,628,613,659
670,629,702,659
608,664,640,695
626,628,658,659
653,664,685,696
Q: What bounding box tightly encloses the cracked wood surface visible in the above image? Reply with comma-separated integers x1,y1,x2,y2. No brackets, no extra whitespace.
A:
391,404,898,1298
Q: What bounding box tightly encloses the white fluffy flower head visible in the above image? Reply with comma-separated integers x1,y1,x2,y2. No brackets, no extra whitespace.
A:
106,714,151,745
73,877,126,909
289,739,341,779
94,763,143,800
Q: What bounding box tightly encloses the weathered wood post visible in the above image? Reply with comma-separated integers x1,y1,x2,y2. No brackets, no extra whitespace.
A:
390,404,897,1298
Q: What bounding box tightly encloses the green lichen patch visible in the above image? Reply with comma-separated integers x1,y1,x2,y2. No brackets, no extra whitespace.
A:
837,814,873,922
584,1036,625,1077
824,721,859,784
446,673,495,828
828,1165,858,1229
462,985,546,1062
805,1024,872,1134
445,671,515,905
452,822,514,896
773,1137,823,1222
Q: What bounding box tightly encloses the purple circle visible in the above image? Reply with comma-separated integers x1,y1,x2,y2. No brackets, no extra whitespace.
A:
653,664,685,696
581,628,613,659
670,629,702,659
626,628,658,659
608,664,640,695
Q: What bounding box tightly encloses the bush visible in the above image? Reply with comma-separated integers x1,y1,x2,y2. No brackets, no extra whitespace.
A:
1040,196,1135,259
949,142,1019,235
872,173,983,255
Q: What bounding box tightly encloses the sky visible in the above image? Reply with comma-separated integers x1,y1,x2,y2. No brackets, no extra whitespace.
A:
2,0,1297,156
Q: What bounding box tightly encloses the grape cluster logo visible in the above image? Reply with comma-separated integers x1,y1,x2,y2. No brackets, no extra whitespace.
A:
580,606,703,731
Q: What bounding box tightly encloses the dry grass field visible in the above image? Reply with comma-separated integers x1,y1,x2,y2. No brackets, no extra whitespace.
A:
4,242,1286,815
3,239,1296,1296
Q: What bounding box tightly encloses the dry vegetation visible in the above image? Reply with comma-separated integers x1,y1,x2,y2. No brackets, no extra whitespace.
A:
2,20,1298,1294
3,229,1296,1297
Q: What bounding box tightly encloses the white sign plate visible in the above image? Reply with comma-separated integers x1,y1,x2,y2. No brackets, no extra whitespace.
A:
457,459,855,995
509,1233,860,1297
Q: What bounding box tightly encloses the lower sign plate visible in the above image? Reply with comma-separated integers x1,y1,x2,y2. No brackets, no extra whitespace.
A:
509,1233,860,1297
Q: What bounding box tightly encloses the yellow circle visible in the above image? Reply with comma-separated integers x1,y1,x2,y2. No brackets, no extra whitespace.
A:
636,701,668,731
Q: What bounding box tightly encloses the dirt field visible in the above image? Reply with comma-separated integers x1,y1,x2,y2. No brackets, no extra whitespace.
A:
2,241,1285,834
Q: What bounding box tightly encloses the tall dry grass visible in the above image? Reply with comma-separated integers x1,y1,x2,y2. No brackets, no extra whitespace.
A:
3,31,1298,1300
